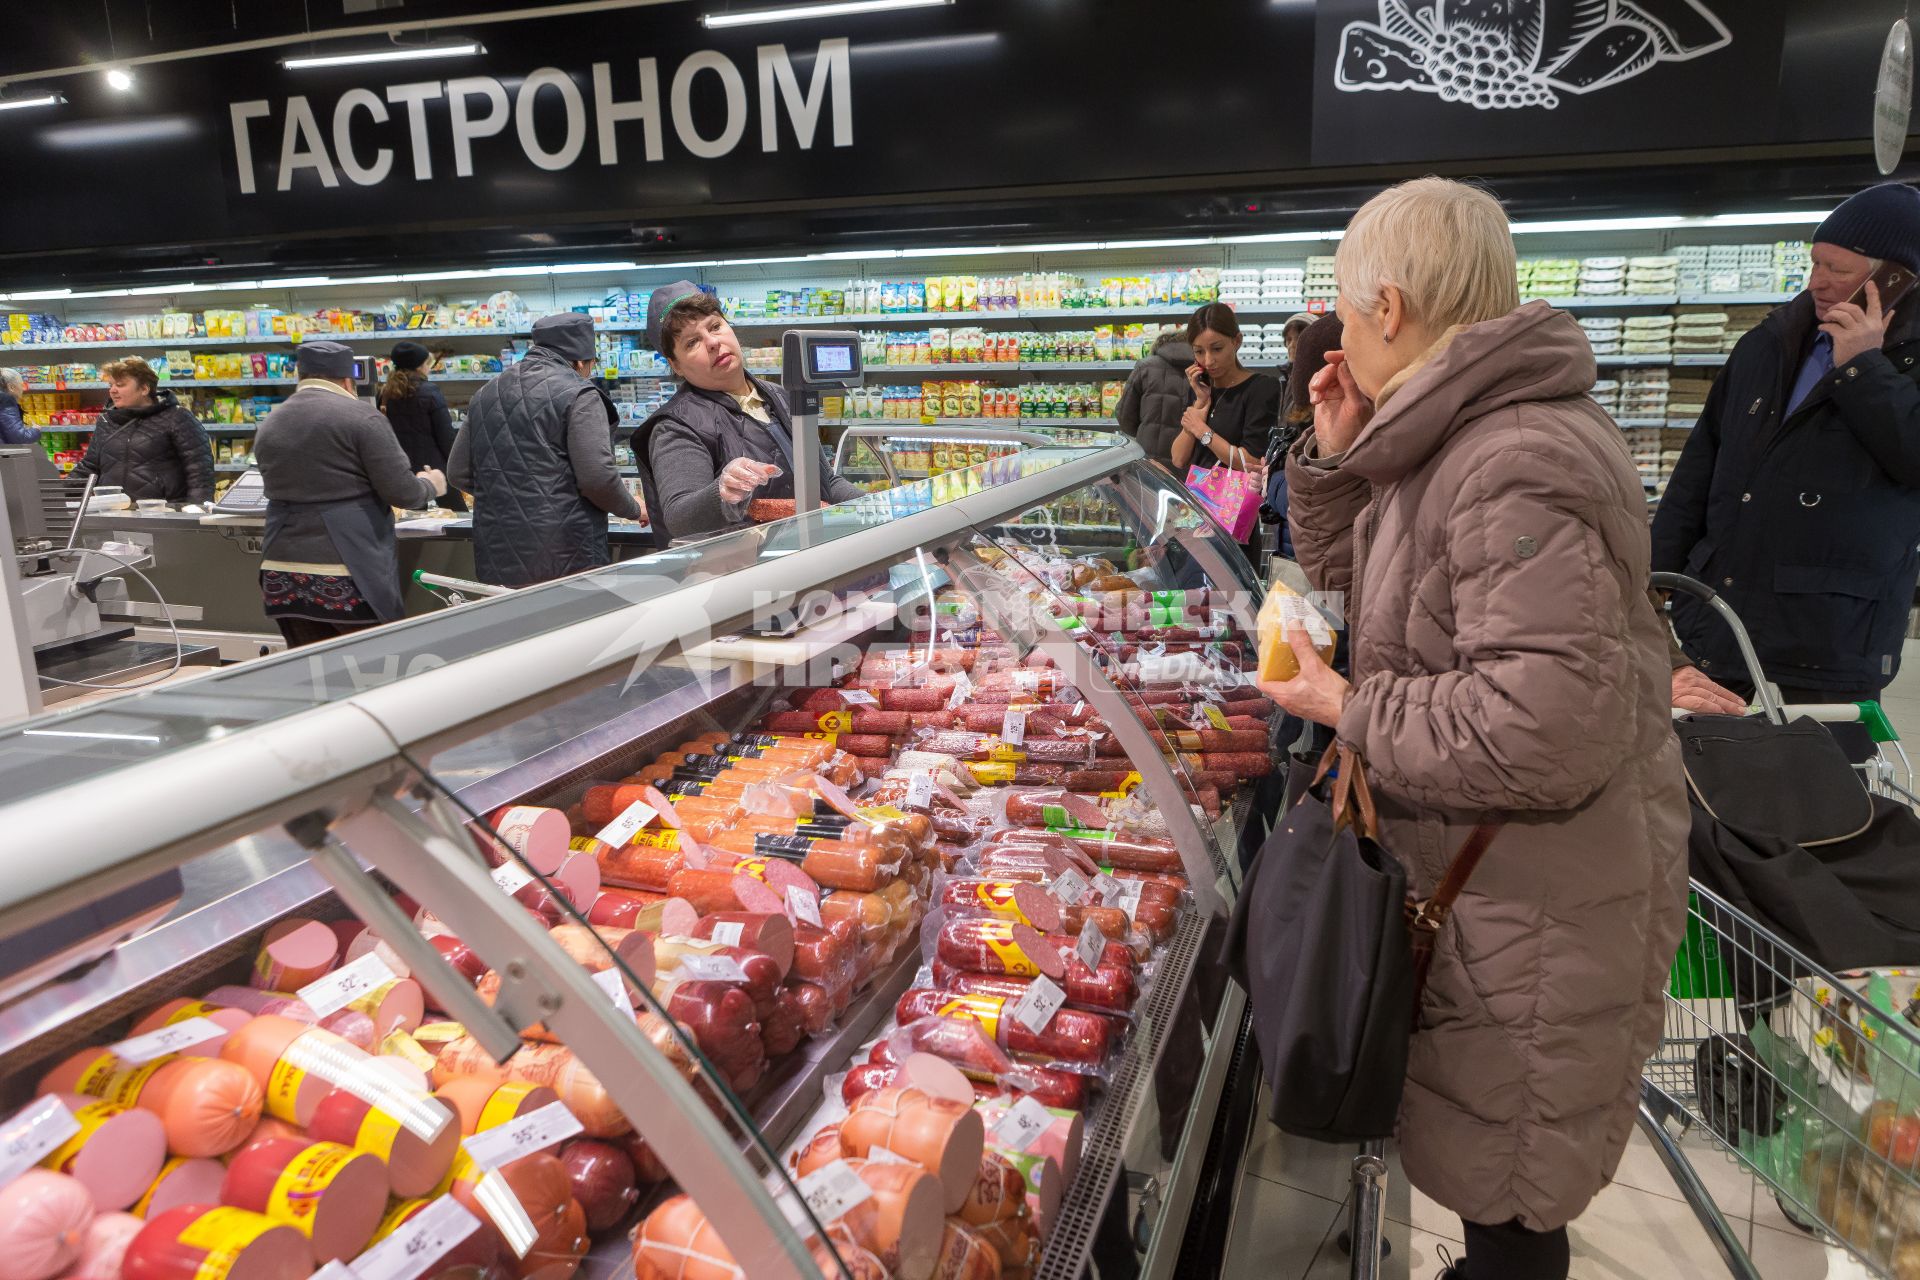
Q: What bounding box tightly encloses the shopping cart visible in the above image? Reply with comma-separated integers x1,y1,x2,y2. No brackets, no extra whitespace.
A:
1642,572,1920,1279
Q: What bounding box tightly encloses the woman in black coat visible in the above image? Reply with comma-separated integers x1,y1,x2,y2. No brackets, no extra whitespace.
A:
378,341,464,510
77,356,214,504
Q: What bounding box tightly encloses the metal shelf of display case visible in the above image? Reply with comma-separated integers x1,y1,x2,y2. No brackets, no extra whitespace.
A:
1593,356,1677,367
1677,292,1795,306
723,304,1304,327
825,417,1119,429
1535,294,1679,308
0,327,531,352
1673,354,1731,366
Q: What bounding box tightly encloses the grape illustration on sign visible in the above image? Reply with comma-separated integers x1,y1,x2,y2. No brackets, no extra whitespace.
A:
1336,0,1732,110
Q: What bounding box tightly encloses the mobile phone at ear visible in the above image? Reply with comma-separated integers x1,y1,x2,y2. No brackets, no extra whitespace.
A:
1850,260,1919,312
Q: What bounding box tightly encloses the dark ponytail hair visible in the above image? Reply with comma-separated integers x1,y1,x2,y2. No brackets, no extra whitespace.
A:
1185,301,1241,345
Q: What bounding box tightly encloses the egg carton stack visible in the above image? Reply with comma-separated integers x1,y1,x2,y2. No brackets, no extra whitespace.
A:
1578,257,1627,296
1673,309,1729,356
1660,427,1691,486
1628,257,1679,295
1618,368,1671,422
1518,258,1580,298
1775,241,1812,294
1305,257,1338,312
1579,316,1624,356
1622,314,1674,357
1589,378,1622,416
1675,245,1711,295
1668,374,1717,422
1219,270,1262,308
1242,324,1290,367
1625,425,1663,489
1722,304,1773,351
1262,268,1306,311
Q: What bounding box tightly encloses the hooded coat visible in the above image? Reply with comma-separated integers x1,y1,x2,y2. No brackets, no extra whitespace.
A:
1284,301,1689,1231
1114,334,1192,468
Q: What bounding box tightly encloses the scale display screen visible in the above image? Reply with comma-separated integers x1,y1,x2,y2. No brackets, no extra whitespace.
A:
782,329,863,391
812,342,854,375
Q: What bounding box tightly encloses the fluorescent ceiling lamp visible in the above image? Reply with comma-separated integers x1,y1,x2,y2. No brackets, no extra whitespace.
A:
0,93,65,112
1510,210,1829,234
703,0,952,29
104,68,133,91
22,728,161,743
283,43,484,70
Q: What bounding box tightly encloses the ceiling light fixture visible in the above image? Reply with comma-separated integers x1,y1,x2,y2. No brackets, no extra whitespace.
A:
0,92,66,112
703,0,953,30
282,42,484,70
104,68,133,91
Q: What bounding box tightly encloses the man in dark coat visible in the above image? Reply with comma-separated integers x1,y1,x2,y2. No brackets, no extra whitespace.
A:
449,313,645,587
1653,183,1920,705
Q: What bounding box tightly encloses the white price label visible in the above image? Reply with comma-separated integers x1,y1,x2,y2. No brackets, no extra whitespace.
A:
1092,872,1122,903
904,771,935,810
946,671,974,710
311,1263,357,1280
462,1101,584,1171
490,861,535,896
1071,701,1085,719
794,1159,874,1226
1049,870,1089,906
786,885,823,929
839,689,879,706
862,1145,913,1166
110,1016,225,1064
1001,708,1028,747
352,1196,485,1280
595,800,659,849
1012,668,1042,695
708,921,745,947
1113,879,1145,924
678,953,750,983
1075,919,1105,973
298,952,399,1019
990,1097,1053,1153
1010,975,1067,1035
591,967,634,1015
0,1097,78,1189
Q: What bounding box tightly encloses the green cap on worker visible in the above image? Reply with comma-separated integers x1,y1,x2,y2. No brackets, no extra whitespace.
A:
645,280,707,354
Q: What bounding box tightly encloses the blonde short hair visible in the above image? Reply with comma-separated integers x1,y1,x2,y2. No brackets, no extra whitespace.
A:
1336,177,1520,330
102,355,159,393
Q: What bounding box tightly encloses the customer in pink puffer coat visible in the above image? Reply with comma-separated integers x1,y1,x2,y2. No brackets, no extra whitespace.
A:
1263,177,1689,1280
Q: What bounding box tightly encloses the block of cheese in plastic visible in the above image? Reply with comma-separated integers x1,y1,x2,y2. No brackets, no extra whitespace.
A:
1255,581,1336,683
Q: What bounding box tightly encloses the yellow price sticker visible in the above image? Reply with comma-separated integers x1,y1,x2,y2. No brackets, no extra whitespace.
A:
856,804,907,826
1202,704,1231,730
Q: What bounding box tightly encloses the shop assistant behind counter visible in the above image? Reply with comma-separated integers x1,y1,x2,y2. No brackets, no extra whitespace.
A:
634,280,862,548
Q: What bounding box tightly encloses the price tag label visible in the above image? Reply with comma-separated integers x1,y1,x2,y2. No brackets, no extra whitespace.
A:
110,1016,225,1064
0,1097,78,1189
1202,703,1232,730
299,952,399,1019
352,1196,485,1280
1010,975,1066,1034
462,1101,583,1171
591,967,634,1015
990,1097,1053,1153
678,953,750,983
904,771,935,810
1001,708,1028,747
787,886,823,929
1049,870,1089,906
1112,879,1145,924
595,800,658,849
839,689,879,706
707,921,745,947
490,862,535,896
793,1159,874,1226
1012,669,1043,695
946,671,974,710
1075,919,1105,973
1092,872,1122,903
312,1263,357,1280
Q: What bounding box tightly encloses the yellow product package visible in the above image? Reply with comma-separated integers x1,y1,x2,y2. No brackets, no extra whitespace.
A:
1256,581,1338,682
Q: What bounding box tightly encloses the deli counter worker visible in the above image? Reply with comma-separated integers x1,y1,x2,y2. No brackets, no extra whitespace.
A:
254,341,448,647
635,280,863,547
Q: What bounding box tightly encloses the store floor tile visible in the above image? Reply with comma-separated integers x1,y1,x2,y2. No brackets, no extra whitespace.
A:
1568,1180,1754,1278
1746,1222,1844,1279
1225,1170,1348,1280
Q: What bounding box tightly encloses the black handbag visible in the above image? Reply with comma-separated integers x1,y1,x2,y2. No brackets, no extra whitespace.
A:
1222,742,1502,1142
1676,712,1873,847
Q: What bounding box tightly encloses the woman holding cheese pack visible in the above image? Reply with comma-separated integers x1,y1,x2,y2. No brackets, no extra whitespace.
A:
1262,177,1688,1280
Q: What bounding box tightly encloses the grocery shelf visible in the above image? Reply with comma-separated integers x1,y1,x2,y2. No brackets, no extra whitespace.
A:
1535,294,1678,308
1593,356,1674,367
1677,292,1795,306
1616,418,1671,427
1,326,528,353
1673,354,1731,366
822,416,1120,429
214,463,252,472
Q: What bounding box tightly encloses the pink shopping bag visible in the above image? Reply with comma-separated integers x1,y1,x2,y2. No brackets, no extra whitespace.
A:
1186,463,1263,542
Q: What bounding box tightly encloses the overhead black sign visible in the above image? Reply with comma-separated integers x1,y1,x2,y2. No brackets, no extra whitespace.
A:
1312,0,1790,166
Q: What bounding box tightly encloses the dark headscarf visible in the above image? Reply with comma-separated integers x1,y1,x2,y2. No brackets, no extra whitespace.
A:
1284,313,1345,428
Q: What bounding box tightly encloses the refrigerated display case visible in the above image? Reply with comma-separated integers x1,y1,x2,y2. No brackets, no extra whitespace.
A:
0,433,1267,1280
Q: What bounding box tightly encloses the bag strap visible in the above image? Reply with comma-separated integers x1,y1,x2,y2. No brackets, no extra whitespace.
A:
1312,742,1380,840
1411,821,1504,936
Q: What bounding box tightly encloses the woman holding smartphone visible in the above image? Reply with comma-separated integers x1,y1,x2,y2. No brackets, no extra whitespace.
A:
1171,302,1282,572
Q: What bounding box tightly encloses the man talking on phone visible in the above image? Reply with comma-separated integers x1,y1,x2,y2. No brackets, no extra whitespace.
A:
636,281,863,548
1653,183,1920,731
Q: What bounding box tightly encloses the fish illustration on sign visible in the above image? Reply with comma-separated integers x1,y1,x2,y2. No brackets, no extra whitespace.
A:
1336,0,1732,110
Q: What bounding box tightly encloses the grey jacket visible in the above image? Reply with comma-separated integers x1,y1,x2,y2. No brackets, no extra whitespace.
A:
255,382,437,565
453,348,642,587
1115,336,1192,468
636,376,861,548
